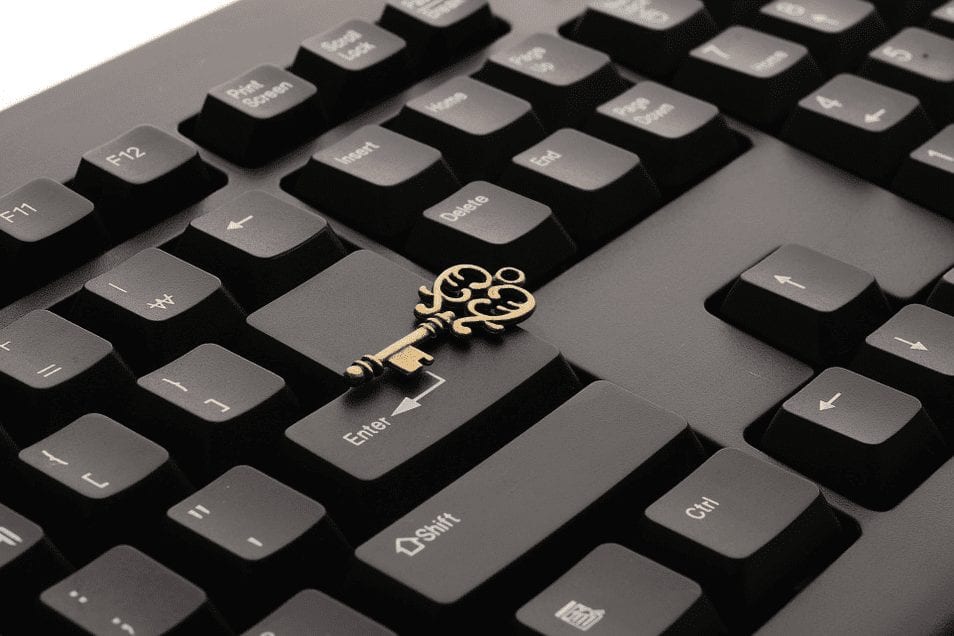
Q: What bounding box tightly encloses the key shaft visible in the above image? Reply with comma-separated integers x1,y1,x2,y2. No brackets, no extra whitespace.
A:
345,310,456,385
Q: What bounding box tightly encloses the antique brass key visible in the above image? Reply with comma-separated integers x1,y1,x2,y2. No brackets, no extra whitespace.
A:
344,264,536,386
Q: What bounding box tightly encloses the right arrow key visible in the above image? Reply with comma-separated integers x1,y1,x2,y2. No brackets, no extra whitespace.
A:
854,303,954,440
761,367,947,509
720,244,891,365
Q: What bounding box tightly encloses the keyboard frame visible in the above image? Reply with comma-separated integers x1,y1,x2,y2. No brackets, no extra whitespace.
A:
3,1,954,633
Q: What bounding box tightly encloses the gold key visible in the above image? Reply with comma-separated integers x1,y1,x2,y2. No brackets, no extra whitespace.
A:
343,264,536,386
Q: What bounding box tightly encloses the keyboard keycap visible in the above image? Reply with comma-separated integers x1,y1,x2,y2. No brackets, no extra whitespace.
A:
754,0,887,74
39,545,227,635
762,367,947,508
404,181,577,283
501,128,660,244
720,244,891,365
782,74,934,182
587,81,738,190
18,414,189,560
388,76,545,181
642,448,843,621
927,266,954,313
291,20,409,117
174,190,346,309
352,382,703,630
379,0,495,62
515,543,724,636
0,310,133,445
927,1,954,39
136,344,297,480
166,465,347,627
0,179,103,300
674,26,823,127
194,65,322,166
283,325,577,538
476,33,626,129
0,503,70,635
72,125,214,235
862,27,954,124
573,0,719,78
853,303,954,438
292,124,459,239
71,248,246,372
893,123,954,214
244,589,395,636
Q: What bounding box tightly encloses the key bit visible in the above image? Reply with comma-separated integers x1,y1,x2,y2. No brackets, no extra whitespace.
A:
343,264,536,386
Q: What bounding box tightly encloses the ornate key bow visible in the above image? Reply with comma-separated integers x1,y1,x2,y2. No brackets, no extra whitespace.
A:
344,264,536,386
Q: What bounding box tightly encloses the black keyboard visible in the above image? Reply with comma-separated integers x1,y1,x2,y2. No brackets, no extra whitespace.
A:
3,0,954,634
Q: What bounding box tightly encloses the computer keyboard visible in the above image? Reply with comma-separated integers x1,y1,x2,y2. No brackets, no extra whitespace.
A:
3,0,954,633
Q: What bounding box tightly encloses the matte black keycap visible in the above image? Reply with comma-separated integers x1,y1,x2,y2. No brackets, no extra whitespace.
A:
927,266,954,313
0,179,104,299
642,448,843,619
928,1,954,38
853,304,954,438
136,344,297,480
674,26,822,127
0,310,132,445
292,124,459,239
388,75,545,181
0,503,70,635
71,248,245,372
39,545,227,635
893,123,954,214
166,466,347,627
243,589,395,636
782,73,935,182
755,0,887,74
762,367,947,508
587,81,738,190
378,0,495,62
291,20,409,117
404,181,577,283
72,125,214,234
283,327,576,538
501,129,660,244
174,190,346,309
18,414,189,560
515,543,724,636
194,65,322,166
573,0,719,78
352,382,703,631
476,33,626,129
720,245,891,365
862,28,954,124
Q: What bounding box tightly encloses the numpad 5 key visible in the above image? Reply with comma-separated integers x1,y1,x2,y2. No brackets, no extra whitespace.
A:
5,0,954,634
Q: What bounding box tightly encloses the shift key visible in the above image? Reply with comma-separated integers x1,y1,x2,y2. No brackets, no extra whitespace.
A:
352,381,703,631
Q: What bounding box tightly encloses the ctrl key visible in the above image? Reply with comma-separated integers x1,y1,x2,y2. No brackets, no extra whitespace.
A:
516,543,724,636
641,449,844,626
39,545,228,635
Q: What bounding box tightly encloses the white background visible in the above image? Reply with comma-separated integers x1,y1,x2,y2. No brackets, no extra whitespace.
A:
0,1,238,111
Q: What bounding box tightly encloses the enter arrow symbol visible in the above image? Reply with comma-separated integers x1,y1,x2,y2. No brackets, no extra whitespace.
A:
864,108,886,124
928,149,954,162
227,215,254,231
818,392,841,411
391,371,446,416
894,337,928,351
774,275,807,290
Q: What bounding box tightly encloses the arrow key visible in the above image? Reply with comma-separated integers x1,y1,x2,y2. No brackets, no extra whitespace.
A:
782,74,934,183
854,304,954,439
720,244,891,365
894,124,954,216
175,191,346,309
762,367,947,509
